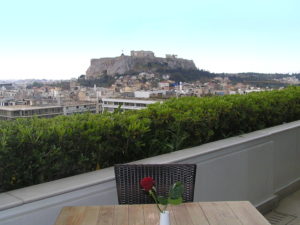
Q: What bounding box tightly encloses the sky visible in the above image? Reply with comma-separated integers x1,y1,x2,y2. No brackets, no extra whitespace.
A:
0,0,299,80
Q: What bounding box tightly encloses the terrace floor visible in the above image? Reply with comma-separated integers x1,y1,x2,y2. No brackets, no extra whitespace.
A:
265,189,300,225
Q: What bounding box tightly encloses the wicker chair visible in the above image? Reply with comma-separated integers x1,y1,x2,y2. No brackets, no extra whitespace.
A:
114,164,197,204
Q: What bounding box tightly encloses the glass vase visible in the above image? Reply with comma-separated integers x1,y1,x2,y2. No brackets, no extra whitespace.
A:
159,211,170,225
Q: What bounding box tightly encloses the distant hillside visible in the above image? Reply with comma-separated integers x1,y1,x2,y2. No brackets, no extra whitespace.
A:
82,51,300,87
78,70,300,88
157,68,213,82
221,72,300,87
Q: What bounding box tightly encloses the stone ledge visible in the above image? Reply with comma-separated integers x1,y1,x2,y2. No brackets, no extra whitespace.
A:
1,167,114,210
0,193,23,211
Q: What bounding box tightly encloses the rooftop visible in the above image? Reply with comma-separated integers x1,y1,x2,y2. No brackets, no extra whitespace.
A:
0,105,62,111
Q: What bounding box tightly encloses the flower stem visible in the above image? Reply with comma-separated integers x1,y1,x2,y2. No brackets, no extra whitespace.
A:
163,204,168,212
149,190,163,213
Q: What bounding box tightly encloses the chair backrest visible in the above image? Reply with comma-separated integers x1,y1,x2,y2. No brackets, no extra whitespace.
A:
114,164,197,204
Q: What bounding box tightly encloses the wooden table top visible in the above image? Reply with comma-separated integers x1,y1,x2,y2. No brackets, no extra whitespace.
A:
54,201,271,225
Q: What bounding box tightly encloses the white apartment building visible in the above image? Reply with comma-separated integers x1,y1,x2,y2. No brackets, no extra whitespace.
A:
100,98,158,113
134,90,169,98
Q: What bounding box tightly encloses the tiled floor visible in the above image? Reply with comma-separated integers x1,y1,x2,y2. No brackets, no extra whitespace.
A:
265,190,300,225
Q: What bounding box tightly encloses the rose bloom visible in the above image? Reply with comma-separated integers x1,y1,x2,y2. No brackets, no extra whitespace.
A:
140,177,155,191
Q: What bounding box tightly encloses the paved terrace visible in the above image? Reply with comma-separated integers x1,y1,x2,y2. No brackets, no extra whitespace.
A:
266,189,300,225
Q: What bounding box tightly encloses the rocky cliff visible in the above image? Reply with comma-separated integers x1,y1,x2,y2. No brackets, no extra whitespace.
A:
86,51,197,79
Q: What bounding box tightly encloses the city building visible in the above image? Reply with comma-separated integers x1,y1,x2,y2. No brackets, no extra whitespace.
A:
63,102,98,115
158,81,170,90
0,105,63,120
100,98,158,113
0,98,31,106
0,83,13,89
134,90,173,98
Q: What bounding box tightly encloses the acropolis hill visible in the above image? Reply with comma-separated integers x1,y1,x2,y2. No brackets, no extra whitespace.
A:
85,50,197,79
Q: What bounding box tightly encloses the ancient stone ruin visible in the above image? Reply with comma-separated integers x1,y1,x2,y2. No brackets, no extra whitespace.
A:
85,50,197,79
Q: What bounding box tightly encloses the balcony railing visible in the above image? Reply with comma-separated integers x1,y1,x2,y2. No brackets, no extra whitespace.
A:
1,120,300,225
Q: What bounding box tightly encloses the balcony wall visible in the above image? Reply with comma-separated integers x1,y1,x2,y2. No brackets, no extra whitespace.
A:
1,120,300,225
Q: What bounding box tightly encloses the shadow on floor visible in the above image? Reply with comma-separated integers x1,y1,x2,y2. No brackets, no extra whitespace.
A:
265,190,300,225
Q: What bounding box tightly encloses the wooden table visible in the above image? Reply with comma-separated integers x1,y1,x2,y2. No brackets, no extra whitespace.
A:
54,201,271,225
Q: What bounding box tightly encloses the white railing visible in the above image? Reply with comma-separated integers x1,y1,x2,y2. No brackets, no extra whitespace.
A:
1,120,300,225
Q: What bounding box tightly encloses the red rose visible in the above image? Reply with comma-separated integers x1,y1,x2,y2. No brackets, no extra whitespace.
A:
140,177,155,191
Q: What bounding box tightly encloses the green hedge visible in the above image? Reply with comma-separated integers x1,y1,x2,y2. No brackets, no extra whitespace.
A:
1,86,300,191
